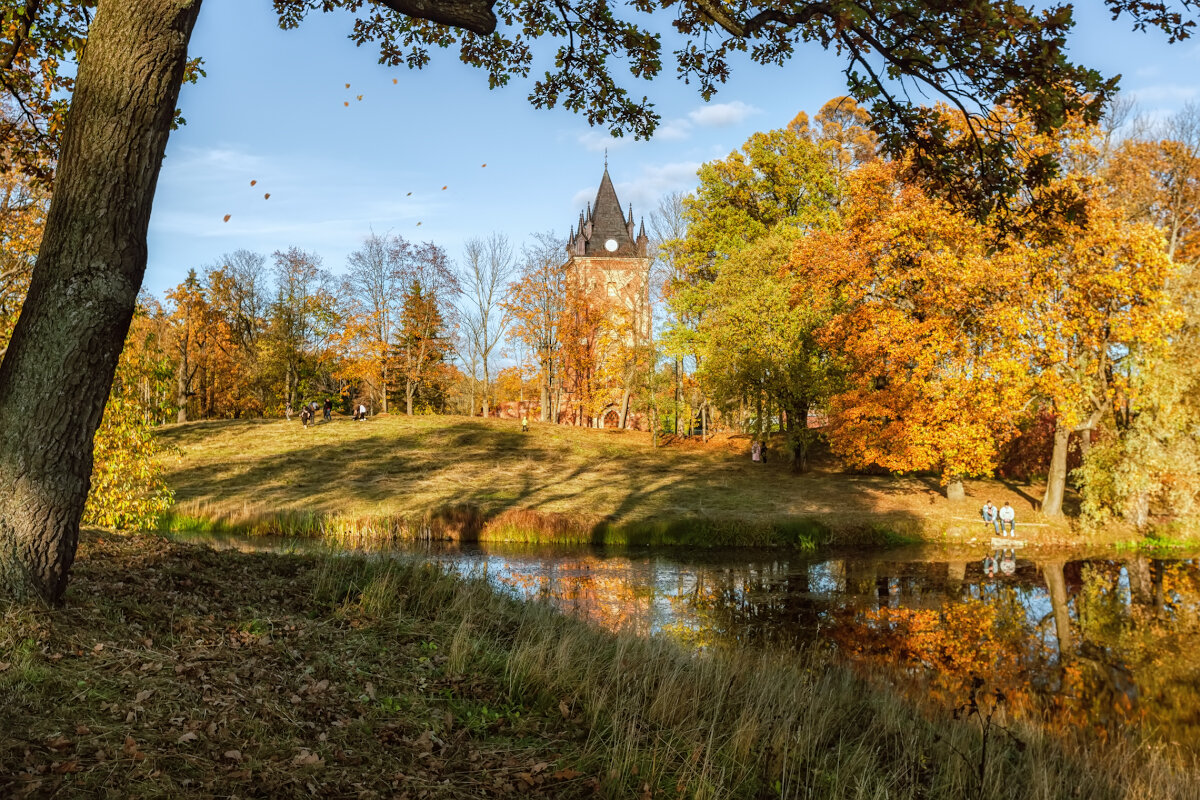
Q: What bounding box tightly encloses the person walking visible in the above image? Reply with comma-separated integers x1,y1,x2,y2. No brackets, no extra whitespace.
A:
981,501,1000,535
323,397,332,423
999,502,1016,537
300,404,311,429
521,414,529,433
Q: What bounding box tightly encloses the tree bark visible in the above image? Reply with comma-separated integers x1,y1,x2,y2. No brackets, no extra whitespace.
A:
1042,418,1071,516
0,0,203,603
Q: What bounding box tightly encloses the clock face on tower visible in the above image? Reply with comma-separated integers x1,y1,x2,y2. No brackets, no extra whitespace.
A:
604,238,619,252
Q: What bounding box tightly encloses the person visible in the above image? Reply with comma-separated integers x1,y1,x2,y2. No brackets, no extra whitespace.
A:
981,500,1000,535
285,401,292,421
999,501,1016,537
999,548,1017,576
323,397,332,422
300,404,311,428
751,440,762,463
521,414,529,433
357,403,367,421
982,552,998,579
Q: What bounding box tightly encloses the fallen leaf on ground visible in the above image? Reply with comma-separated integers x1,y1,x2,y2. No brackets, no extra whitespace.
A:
223,750,242,762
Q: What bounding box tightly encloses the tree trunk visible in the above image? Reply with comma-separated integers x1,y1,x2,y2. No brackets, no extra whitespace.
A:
945,477,965,501
0,0,203,604
1042,418,1071,516
540,371,549,422
406,379,415,416
673,357,681,436
482,364,490,418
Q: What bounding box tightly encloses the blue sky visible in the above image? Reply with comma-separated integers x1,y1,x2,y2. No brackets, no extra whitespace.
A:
143,1,1200,296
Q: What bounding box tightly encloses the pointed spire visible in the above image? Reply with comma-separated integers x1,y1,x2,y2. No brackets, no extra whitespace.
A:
628,203,634,225
586,201,593,221
638,217,646,238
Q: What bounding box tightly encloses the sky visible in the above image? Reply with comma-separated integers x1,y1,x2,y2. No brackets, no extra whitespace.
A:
142,1,1200,297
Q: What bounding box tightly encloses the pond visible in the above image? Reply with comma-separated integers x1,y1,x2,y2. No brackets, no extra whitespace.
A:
176,532,1200,752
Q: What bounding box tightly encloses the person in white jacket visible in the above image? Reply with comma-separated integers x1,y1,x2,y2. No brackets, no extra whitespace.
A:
998,502,1016,537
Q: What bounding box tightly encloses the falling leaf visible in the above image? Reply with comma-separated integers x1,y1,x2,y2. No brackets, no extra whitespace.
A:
264,193,270,200
392,78,398,84
406,192,412,196
357,94,363,101
250,179,257,186
344,102,349,107
345,83,350,88
416,222,422,226
441,185,447,190
481,163,487,167
223,214,231,222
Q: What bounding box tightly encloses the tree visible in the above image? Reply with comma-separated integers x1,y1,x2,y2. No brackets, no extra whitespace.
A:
504,232,566,423
1020,196,1176,517
264,247,338,411
802,161,1029,495
3,0,1196,601
648,192,689,435
397,279,452,415
670,110,843,466
165,269,211,423
460,234,513,418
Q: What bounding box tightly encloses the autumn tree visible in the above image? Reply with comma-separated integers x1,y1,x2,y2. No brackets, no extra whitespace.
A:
203,250,271,417
802,161,1029,496
1019,193,1177,517
1075,106,1200,527
165,269,211,423
3,0,1195,601
504,232,566,422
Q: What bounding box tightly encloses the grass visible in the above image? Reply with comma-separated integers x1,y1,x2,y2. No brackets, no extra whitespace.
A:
2,530,1195,798
156,414,1091,548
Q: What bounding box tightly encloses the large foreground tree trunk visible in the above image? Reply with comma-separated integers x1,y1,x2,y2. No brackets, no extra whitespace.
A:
0,0,203,604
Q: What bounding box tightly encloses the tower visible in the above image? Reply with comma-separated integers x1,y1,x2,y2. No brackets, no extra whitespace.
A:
561,166,653,428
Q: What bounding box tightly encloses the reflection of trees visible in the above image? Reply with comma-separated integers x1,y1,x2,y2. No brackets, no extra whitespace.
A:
1075,559,1200,746
481,545,1200,754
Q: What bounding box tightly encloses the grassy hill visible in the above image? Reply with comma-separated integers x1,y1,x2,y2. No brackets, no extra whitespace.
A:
158,414,1074,547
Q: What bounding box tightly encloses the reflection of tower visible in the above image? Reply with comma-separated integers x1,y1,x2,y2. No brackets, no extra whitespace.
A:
562,166,652,429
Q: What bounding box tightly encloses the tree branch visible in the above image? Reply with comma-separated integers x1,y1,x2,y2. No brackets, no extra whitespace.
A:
373,0,497,35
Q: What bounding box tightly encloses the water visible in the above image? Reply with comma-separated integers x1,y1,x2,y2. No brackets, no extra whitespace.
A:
175,532,1200,750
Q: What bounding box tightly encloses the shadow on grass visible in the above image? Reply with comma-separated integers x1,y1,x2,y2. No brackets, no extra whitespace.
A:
158,418,934,549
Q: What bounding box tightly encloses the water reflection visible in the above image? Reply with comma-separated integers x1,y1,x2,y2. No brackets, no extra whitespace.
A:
426,543,1200,751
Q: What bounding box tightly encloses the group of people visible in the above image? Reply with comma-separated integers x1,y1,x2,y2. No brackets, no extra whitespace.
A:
285,398,369,427
980,500,1017,536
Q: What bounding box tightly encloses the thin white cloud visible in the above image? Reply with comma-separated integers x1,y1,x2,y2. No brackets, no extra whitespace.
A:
576,129,634,152
654,118,693,141
1127,84,1199,105
687,101,760,128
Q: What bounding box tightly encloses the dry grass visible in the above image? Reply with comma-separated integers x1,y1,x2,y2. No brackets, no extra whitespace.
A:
3,532,1194,799
157,415,1090,547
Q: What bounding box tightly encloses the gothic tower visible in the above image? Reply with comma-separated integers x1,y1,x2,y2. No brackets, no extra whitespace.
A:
561,165,652,428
